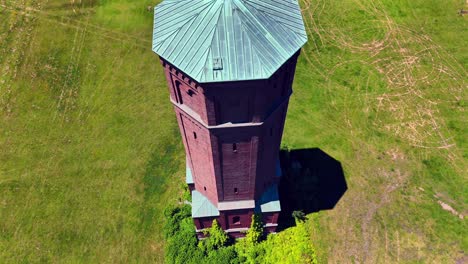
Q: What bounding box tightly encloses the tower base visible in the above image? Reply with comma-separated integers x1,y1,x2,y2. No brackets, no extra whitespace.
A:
186,160,282,238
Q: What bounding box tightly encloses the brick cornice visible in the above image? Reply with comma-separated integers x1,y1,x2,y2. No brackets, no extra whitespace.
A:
170,90,292,130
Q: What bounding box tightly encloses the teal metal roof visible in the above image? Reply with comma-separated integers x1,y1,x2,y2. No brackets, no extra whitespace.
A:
255,184,281,213
192,191,220,218
152,0,307,83
186,162,194,184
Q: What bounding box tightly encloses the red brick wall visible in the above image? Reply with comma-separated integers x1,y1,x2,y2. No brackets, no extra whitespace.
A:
201,51,299,126
255,103,289,197
160,52,300,226
264,226,277,234
219,209,253,230
262,212,279,225
160,59,209,124
220,138,253,201
209,126,259,202
176,110,218,205
199,218,215,230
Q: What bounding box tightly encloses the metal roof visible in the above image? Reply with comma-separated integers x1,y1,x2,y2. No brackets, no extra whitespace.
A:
192,190,220,218
152,0,307,83
186,160,194,185
256,184,281,213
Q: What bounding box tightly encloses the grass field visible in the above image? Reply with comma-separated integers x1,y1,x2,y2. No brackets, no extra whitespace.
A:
0,0,466,263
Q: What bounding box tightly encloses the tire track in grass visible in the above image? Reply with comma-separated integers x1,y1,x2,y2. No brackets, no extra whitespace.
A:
0,2,151,50
298,0,466,262
0,0,40,116
53,17,85,122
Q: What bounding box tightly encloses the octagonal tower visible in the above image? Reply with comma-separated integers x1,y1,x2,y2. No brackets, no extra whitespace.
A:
152,0,307,238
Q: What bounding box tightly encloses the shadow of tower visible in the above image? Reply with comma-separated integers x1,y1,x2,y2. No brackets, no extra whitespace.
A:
278,148,348,230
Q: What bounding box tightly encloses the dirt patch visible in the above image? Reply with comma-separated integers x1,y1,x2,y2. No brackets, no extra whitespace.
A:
436,199,464,219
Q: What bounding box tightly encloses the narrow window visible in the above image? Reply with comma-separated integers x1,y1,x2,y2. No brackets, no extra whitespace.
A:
174,80,183,104
232,143,237,153
204,186,206,191
234,188,238,194
233,216,240,225
193,132,197,139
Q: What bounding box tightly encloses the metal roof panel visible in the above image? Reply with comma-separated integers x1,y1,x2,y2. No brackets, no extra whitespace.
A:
153,0,307,83
192,191,220,218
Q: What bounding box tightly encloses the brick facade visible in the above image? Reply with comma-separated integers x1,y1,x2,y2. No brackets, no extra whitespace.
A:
160,51,300,238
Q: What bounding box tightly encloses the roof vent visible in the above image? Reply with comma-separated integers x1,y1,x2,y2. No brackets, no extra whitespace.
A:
213,58,223,71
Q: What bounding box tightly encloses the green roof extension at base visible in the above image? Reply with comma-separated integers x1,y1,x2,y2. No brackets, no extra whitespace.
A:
192,191,220,218
152,0,307,83
255,183,281,213
191,184,280,218
186,161,194,185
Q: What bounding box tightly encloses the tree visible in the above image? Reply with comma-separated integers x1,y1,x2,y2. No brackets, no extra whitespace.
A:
205,246,239,264
245,214,264,245
165,218,203,264
292,210,307,223
163,205,191,238
200,219,229,253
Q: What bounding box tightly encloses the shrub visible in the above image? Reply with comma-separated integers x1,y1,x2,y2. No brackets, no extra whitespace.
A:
164,205,317,264
165,218,203,264
245,214,264,245
199,220,229,253
163,205,191,238
262,222,317,264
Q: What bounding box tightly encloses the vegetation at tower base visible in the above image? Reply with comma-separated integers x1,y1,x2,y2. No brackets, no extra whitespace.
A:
292,210,307,223
163,203,317,264
199,220,228,253
244,214,264,245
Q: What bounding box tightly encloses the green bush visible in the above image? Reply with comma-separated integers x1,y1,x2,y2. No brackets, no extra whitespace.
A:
163,204,317,264
199,220,229,253
163,205,191,238
165,218,203,264
205,246,239,264
245,214,264,245
262,222,317,264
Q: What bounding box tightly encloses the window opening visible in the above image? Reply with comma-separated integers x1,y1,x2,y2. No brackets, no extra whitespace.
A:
233,216,240,225
232,143,237,153
174,80,183,104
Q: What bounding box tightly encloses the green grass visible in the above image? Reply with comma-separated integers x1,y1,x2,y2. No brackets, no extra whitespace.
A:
0,0,466,263
285,0,467,262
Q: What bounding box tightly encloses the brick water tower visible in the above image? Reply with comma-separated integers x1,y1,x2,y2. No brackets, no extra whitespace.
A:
152,0,307,238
